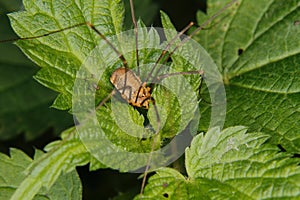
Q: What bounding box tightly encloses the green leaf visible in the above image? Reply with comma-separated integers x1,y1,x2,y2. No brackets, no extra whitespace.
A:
195,0,300,153
70,20,201,172
135,167,188,200
0,3,72,140
160,10,226,132
8,0,202,171
6,127,97,200
0,148,82,200
8,0,125,110
140,126,300,199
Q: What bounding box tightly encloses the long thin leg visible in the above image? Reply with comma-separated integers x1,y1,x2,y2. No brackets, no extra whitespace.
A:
129,0,140,77
0,21,130,71
85,22,131,95
198,72,205,100
144,22,194,84
197,74,212,105
156,69,211,102
157,70,211,104
86,22,129,69
138,5,237,188
138,1,237,106
0,22,86,43
156,70,204,80
1,21,131,96
95,90,115,110
161,0,238,63
140,100,161,196
133,22,194,105
146,1,237,84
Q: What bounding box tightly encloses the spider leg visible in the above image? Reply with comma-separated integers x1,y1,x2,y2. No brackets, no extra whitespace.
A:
156,70,204,80
156,69,212,104
196,73,212,105
140,98,161,196
95,90,115,110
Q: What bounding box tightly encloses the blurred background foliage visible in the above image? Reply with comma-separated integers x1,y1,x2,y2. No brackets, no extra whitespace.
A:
0,0,206,199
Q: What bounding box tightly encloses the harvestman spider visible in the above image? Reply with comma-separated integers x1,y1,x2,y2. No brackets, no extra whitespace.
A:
1,0,237,196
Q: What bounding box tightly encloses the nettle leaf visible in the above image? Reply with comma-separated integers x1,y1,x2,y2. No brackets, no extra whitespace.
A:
139,126,300,199
0,148,82,200
195,0,300,153
7,0,203,172
5,127,100,200
7,0,186,145
0,2,72,140
8,0,125,110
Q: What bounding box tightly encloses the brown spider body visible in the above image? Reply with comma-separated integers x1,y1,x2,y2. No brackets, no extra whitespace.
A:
110,68,151,109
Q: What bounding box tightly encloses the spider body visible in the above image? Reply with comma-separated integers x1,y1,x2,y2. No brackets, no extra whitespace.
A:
110,68,151,109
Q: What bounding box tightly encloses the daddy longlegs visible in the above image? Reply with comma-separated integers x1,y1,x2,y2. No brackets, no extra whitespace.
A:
1,0,237,197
